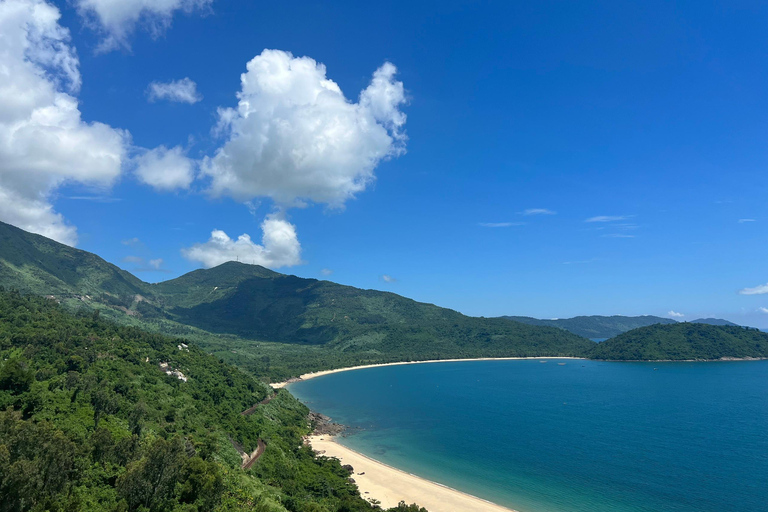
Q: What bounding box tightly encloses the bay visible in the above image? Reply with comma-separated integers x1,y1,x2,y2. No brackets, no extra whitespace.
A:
290,359,768,512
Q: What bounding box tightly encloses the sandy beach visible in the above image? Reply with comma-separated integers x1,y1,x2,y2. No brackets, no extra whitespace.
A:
279,358,580,511
308,435,517,512
271,356,583,388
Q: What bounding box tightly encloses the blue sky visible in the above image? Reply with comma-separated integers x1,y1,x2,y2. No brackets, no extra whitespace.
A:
3,0,768,326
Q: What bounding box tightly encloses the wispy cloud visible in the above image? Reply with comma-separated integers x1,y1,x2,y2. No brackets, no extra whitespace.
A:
585,215,629,223
147,78,202,104
122,256,169,273
758,307,768,314
478,222,525,228
668,310,685,318
738,219,756,223
521,208,556,216
122,238,141,246
601,233,635,238
67,196,121,203
739,283,768,295
381,274,397,283
320,268,333,276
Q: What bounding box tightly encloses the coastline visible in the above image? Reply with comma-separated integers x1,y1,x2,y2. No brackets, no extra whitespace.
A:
275,357,579,512
271,356,584,388
308,435,518,512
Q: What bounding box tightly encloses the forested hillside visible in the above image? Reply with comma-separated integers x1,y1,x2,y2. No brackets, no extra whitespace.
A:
0,290,424,512
0,221,594,382
589,322,768,360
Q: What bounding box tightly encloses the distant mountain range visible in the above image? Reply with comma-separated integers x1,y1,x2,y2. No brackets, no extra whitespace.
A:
0,221,592,370
689,318,740,327
1,220,763,371
501,315,743,339
500,315,677,339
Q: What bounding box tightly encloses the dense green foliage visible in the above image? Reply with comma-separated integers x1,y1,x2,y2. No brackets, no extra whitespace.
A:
0,290,420,511
502,315,678,339
0,221,594,381
589,322,768,360
0,221,146,298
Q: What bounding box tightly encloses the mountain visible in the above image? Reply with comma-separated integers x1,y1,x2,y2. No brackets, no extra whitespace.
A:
0,290,419,512
589,323,768,361
0,220,148,298
0,221,594,378
690,318,740,327
501,315,677,339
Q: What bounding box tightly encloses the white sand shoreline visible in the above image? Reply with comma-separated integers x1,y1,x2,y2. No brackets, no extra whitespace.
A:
271,356,584,388
274,357,582,511
308,434,518,512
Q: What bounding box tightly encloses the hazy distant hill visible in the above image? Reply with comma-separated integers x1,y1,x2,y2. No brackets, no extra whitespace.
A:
690,318,740,327
501,315,677,339
0,221,594,366
590,323,768,360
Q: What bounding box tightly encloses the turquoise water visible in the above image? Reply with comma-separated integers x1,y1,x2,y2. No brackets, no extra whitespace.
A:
290,359,768,512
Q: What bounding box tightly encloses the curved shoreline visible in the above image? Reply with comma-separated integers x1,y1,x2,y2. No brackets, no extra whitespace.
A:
308,435,518,512
271,356,584,388
276,357,581,512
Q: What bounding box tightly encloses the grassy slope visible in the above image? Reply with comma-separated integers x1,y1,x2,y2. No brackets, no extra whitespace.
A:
502,315,677,339
589,323,768,360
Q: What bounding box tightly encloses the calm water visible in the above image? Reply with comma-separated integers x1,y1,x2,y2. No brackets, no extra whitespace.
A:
290,359,768,512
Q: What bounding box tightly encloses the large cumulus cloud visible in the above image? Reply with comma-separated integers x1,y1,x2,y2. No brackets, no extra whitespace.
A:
0,0,128,245
201,49,407,208
182,215,302,269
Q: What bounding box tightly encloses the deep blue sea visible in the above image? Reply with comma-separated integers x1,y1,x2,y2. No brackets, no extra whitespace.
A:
289,359,768,512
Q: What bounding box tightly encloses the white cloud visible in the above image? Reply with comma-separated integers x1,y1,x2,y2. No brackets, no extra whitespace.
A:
586,215,628,223
479,222,524,228
738,219,756,223
0,0,129,246
122,237,140,245
668,310,685,318
320,268,333,276
75,0,213,51
123,255,169,272
758,307,768,314
147,77,202,104
202,49,407,208
381,274,397,283
182,214,302,269
134,145,195,191
739,283,768,295
601,233,635,238
522,208,556,216
67,195,121,203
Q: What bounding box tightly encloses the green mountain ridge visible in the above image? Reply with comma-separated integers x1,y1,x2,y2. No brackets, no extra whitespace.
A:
0,221,593,378
500,315,678,339
1,220,764,369
589,323,768,360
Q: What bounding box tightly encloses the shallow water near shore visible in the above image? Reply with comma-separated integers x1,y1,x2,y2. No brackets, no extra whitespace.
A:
290,359,768,512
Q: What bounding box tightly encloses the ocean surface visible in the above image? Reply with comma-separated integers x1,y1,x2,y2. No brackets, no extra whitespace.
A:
289,359,768,512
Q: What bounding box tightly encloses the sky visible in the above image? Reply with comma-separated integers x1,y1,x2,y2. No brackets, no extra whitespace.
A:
2,0,768,327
